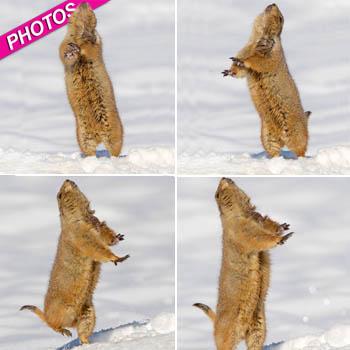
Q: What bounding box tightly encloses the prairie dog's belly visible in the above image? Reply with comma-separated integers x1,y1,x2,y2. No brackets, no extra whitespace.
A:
66,62,109,128
219,254,261,331
248,71,302,134
46,254,93,311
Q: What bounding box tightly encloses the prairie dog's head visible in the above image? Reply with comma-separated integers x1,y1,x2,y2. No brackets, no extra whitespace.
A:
57,180,94,221
253,3,284,38
215,178,255,218
68,2,97,40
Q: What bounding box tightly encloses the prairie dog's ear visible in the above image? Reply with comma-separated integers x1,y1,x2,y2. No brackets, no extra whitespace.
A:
305,111,312,119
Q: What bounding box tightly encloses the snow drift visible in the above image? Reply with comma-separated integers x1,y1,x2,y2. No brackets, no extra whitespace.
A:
57,313,175,350
266,324,350,350
0,147,174,174
179,145,350,175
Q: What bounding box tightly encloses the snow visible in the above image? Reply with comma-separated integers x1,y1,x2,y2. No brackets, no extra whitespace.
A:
178,177,350,350
0,177,174,350
57,313,175,350
179,146,350,175
266,324,350,349
178,0,350,175
0,0,174,174
0,147,175,174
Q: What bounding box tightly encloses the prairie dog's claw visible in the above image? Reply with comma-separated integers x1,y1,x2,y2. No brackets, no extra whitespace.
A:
278,232,294,245
231,57,244,67
280,223,290,231
114,254,130,265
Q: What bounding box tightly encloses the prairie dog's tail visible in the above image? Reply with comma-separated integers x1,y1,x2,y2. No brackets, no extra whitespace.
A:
193,303,216,323
20,305,47,324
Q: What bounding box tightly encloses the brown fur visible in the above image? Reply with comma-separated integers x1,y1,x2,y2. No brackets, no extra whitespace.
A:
194,178,293,350
20,179,129,344
223,4,310,157
59,2,123,157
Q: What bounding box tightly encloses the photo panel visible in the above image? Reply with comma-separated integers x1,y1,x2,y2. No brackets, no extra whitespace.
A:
178,177,350,348
0,176,175,349
178,0,350,175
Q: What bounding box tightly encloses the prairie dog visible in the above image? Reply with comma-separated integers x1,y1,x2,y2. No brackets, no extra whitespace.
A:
21,180,129,344
194,178,293,350
223,4,310,158
59,2,123,157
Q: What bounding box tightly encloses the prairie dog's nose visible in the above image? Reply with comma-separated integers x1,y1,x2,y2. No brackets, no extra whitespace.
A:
78,2,91,11
266,3,277,11
62,179,77,191
219,177,235,189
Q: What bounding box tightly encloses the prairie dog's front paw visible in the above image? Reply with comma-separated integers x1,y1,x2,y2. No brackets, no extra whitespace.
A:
280,223,290,231
64,43,80,60
278,232,294,245
230,57,244,67
113,254,130,265
222,57,245,77
109,233,124,246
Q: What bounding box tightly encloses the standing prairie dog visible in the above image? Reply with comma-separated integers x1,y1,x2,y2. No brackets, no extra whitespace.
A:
194,178,293,350
223,4,310,157
59,2,123,157
21,179,129,344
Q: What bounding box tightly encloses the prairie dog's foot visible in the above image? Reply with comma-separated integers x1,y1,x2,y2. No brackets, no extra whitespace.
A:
222,69,231,77
278,232,294,245
64,43,80,60
113,254,130,265
60,328,72,337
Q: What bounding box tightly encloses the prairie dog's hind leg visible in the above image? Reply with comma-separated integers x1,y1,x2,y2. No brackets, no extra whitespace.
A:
245,308,266,350
77,128,99,157
286,133,308,158
77,304,96,344
261,126,283,158
214,315,240,350
103,131,123,157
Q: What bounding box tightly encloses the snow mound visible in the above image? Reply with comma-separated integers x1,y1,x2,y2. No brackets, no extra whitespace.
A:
266,324,350,350
0,147,174,174
179,145,350,175
57,313,175,350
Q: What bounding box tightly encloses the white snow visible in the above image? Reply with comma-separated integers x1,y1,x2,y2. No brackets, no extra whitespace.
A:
178,178,350,350
0,177,174,350
266,324,350,349
0,0,174,174
178,0,350,175
57,313,175,350
0,147,175,174
180,145,350,175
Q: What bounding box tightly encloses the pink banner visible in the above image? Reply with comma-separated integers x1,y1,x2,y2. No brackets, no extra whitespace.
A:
0,0,110,60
